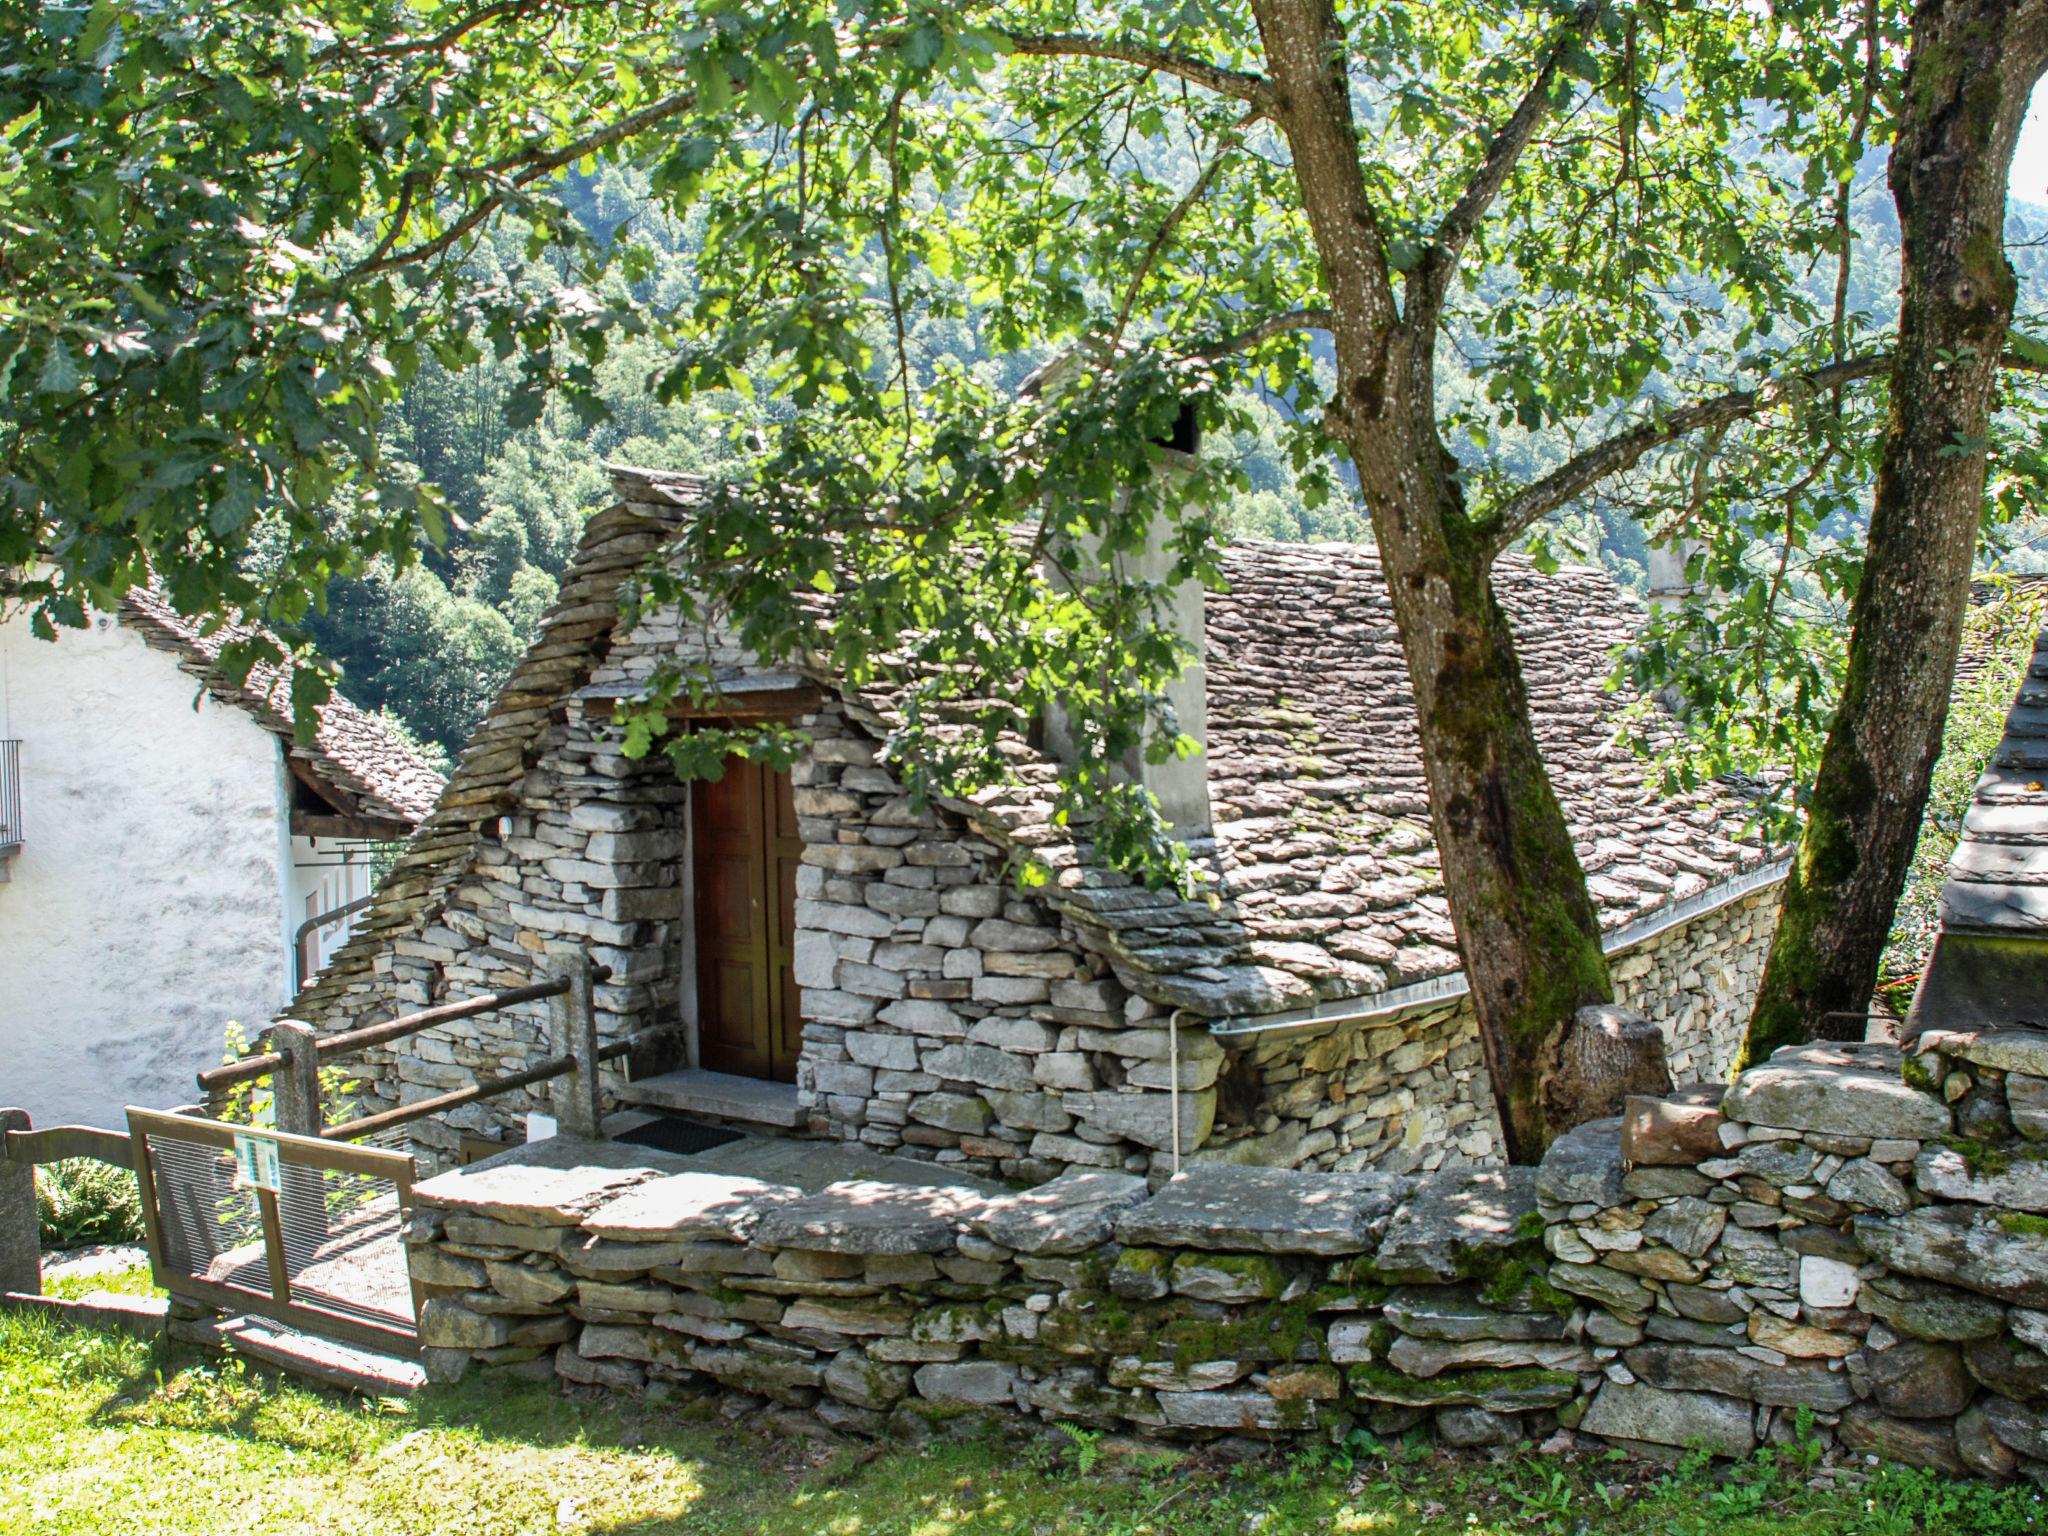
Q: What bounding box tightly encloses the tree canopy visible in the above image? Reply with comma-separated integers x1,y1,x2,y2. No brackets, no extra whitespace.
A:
12,0,2048,1150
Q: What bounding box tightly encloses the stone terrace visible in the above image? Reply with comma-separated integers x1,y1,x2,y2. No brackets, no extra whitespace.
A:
401,1023,2048,1476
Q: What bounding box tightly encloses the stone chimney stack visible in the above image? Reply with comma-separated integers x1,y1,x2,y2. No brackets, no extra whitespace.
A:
1026,358,1211,836
1647,535,1706,616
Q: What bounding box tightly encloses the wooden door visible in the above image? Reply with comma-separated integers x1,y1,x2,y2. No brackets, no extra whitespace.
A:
692,756,803,1081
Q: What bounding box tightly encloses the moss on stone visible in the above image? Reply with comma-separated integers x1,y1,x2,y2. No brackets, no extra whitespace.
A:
1115,1247,1171,1277
1344,1360,1578,1407
1996,1211,2048,1239
1903,1056,1941,1096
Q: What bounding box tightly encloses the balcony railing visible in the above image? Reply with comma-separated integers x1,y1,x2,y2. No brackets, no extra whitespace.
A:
0,740,20,854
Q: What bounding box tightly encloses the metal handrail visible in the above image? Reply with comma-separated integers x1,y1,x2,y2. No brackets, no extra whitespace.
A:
322,1034,640,1142
196,966,614,1093
295,894,374,987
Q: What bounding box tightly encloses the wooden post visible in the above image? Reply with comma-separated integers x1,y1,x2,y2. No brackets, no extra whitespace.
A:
270,1022,325,1139
548,955,602,1140
0,1109,39,1296
270,1022,329,1244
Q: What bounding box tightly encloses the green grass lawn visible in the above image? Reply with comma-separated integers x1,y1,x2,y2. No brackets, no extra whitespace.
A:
5,1309,2046,1536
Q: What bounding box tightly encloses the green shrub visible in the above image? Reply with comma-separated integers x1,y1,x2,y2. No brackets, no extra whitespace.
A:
35,1158,145,1248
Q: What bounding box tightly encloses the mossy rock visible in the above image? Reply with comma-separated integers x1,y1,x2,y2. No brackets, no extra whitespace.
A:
1170,1252,1287,1303
1344,1361,1578,1411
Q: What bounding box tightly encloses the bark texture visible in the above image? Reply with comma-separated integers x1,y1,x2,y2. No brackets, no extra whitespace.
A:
1743,0,2048,1067
1252,0,1616,1161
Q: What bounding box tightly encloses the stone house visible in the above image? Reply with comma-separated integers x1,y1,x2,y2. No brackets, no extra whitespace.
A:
0,586,443,1125
287,465,1785,1179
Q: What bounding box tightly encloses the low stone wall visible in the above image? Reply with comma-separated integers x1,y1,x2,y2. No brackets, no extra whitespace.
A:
402,1025,2048,1475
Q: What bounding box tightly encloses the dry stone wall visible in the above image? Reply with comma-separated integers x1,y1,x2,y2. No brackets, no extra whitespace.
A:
303,613,1773,1183
402,1024,2048,1478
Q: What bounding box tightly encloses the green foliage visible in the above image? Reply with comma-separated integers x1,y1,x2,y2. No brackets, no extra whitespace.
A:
34,1159,144,1249
214,1021,360,1131
11,0,2048,893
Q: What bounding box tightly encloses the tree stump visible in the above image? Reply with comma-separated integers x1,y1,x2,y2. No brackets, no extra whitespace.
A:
1545,1005,1674,1134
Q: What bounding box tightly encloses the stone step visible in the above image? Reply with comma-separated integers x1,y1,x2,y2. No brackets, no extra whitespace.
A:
220,1317,427,1396
616,1069,806,1129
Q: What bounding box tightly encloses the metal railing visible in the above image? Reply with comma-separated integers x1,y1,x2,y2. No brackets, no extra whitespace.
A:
198,955,620,1143
295,894,374,988
0,739,21,853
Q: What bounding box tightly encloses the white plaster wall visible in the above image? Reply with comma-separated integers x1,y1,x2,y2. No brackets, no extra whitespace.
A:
0,612,292,1127
286,836,375,982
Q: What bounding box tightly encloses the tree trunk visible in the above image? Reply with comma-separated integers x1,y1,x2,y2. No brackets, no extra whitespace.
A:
1252,0,1623,1161
1742,0,2048,1068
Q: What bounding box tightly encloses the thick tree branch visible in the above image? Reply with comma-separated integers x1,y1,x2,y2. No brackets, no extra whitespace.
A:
1479,355,1889,554
1480,346,2048,555
1186,307,1333,359
1410,2,1604,328
1004,32,1272,107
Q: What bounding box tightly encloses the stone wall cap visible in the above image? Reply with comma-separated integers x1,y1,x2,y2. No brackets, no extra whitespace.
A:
752,1178,993,1255
412,1137,687,1226
1113,1164,1412,1256
1921,1027,2048,1077
1722,1054,1949,1140
1536,1117,1625,1208
583,1171,801,1243
975,1170,1151,1256
1372,1166,1539,1284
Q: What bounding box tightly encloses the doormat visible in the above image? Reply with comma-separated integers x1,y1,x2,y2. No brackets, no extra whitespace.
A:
614,1117,745,1157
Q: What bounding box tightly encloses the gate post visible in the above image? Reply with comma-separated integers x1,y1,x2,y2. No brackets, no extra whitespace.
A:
270,1022,330,1242
0,1108,39,1296
549,955,602,1140
270,1021,325,1140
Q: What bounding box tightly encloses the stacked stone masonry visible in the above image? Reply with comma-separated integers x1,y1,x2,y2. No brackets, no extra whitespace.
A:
284,471,1782,1179
402,1024,2048,1477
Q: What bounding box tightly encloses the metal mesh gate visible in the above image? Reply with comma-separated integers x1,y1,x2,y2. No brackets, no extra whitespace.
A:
129,1109,422,1356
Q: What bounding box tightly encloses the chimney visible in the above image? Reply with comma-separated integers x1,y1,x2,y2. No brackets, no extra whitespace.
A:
1647,535,1706,615
1025,356,1211,836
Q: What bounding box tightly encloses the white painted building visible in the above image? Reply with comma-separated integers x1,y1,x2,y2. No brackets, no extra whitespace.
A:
0,590,443,1127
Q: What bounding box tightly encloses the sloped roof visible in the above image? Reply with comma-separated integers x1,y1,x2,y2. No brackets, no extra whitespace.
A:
605,466,1780,1019
116,585,445,832
287,490,696,1019
1194,541,1775,991
287,464,1781,1025
1942,614,2048,933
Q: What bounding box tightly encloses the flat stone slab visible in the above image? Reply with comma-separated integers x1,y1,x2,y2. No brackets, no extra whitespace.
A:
753,1179,990,1255
1721,1055,1949,1140
583,1172,799,1242
1113,1165,1411,1256
1372,1167,1538,1283
1536,1118,1625,1208
977,1171,1151,1256
1580,1381,1755,1458
1915,1144,2048,1214
615,1069,805,1128
1856,1205,2048,1307
1921,1028,2048,1078
412,1137,687,1226
1381,1285,1567,1343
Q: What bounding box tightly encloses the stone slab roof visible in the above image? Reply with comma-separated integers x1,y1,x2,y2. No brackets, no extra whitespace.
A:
286,464,1778,1028
287,490,697,1020
1941,616,2048,933
117,584,445,831
605,465,1778,1020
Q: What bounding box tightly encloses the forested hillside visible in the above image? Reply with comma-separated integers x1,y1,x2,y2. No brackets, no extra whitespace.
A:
318,162,2048,761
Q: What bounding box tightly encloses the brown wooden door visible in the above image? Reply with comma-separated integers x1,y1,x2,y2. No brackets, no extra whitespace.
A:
692,756,803,1081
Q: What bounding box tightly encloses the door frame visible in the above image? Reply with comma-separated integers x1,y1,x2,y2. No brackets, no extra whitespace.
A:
671,710,818,1082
